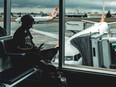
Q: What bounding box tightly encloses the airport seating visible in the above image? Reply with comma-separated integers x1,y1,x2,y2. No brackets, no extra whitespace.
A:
0,38,40,87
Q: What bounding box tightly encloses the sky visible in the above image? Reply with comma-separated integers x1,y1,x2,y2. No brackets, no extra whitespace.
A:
11,0,59,7
1,0,116,13
10,0,116,8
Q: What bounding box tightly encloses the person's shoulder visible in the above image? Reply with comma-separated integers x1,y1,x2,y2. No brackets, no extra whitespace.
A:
15,27,24,33
13,27,23,37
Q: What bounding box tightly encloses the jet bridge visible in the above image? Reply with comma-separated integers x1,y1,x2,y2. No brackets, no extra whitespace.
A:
91,34,116,69
71,32,116,69
91,34,108,68
71,33,93,66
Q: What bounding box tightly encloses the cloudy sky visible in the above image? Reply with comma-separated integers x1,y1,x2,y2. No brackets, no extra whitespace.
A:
11,0,59,7
1,0,116,12
10,0,116,8
0,0,116,8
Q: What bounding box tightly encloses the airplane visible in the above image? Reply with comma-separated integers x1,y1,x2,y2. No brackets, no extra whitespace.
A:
15,7,59,23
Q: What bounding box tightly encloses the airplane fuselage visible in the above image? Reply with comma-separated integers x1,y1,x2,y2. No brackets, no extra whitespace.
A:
15,16,54,23
15,7,58,23
65,22,109,57
33,16,53,22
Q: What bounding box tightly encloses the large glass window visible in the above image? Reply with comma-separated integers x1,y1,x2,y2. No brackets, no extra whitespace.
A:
11,0,59,49
4,0,116,75
60,0,116,75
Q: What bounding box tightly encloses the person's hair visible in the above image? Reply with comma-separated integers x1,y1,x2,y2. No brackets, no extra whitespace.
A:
21,14,34,24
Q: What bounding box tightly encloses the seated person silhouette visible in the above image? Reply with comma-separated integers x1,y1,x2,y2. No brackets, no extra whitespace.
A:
7,14,67,87
10,14,59,70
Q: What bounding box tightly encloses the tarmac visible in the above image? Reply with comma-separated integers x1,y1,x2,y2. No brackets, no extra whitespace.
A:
10,21,59,49
1,17,116,49
1,17,116,22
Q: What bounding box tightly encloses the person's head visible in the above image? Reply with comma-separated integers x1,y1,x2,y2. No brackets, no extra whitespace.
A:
21,14,34,29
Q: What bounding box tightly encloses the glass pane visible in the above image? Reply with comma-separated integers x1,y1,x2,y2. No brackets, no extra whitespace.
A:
64,0,116,73
0,0,5,37
11,0,59,62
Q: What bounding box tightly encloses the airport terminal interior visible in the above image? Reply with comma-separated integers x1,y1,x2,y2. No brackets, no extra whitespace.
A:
0,0,116,87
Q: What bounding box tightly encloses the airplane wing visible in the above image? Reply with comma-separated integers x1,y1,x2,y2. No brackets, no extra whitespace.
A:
81,20,97,24
108,22,116,25
30,28,69,40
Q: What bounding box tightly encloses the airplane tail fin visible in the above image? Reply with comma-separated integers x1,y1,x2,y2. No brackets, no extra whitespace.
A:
100,0,105,23
82,1,105,24
100,1,116,24
49,7,59,17
100,14,105,23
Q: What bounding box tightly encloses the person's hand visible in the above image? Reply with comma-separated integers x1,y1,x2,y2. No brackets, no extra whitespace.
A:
37,43,45,51
55,43,59,48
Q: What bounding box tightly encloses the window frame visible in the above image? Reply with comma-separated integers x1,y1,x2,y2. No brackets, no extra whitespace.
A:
4,0,11,36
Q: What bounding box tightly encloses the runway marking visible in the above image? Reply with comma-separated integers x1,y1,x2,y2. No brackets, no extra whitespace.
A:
30,28,59,39
30,28,69,40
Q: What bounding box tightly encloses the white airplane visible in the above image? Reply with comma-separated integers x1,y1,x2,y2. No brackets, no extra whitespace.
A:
15,7,59,23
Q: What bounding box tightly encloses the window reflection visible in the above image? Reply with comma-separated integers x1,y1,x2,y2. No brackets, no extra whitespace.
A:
110,43,116,68
0,0,4,37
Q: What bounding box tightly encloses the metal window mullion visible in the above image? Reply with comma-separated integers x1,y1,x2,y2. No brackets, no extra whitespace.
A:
4,0,11,35
59,0,65,69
